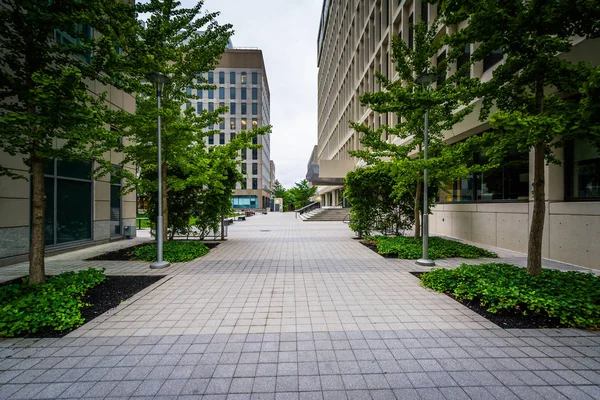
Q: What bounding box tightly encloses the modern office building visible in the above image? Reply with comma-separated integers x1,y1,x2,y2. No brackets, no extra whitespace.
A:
195,48,272,210
312,0,600,269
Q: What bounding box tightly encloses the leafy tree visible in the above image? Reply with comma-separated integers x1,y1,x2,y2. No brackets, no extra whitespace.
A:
433,0,600,274
0,0,137,283
271,180,293,211
288,179,317,210
350,20,474,238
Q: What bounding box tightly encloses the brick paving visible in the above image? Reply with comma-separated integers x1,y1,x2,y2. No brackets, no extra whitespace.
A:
0,212,599,399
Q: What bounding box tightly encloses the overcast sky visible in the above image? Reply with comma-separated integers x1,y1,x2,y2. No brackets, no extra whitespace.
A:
198,0,323,188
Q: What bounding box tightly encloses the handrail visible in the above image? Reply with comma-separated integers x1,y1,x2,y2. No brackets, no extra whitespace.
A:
295,201,321,219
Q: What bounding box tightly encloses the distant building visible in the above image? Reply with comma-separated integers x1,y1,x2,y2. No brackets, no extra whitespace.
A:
195,48,272,210
269,160,276,190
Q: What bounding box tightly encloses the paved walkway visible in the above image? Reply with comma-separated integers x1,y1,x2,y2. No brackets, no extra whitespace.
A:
0,213,599,399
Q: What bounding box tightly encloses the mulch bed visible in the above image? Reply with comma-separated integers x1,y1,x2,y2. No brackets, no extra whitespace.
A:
360,240,397,258
410,271,562,329
85,242,220,261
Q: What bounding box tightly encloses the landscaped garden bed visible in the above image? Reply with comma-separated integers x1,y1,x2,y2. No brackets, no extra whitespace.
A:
415,263,600,329
0,269,163,337
362,235,498,259
86,240,219,262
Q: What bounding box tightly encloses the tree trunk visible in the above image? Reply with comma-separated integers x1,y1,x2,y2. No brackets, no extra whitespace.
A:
527,78,546,276
29,153,46,284
414,178,421,239
161,161,168,242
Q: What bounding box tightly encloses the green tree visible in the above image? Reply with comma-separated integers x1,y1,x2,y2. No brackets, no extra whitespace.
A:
288,179,317,210
433,0,600,274
271,180,293,211
0,0,137,283
350,20,474,238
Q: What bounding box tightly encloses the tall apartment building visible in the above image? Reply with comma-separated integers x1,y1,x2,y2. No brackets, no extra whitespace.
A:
312,0,600,269
195,49,272,210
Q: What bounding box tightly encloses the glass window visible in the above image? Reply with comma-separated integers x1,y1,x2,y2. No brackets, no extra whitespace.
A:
186,87,192,96
437,51,447,86
252,148,258,160
208,71,214,84
230,71,236,84
197,89,202,98
219,120,225,130
252,103,258,115
252,88,258,100
241,87,247,100
219,101,225,109
252,178,258,190
230,118,236,130
43,177,54,245
241,72,247,84
57,159,91,180
110,169,121,236
252,118,258,129
208,134,214,145
408,14,414,49
208,102,214,112
457,45,471,78
241,118,247,130
252,163,258,175
219,87,225,99
230,87,236,99
241,103,247,115
219,71,225,84
186,102,191,109
252,136,258,145
230,102,236,114
241,149,246,160
197,102,203,113
252,72,258,85
220,132,225,144
484,49,503,72
230,132,236,141
565,138,600,199
421,2,428,24
56,180,92,243
208,89,214,99
241,163,247,174
241,180,247,190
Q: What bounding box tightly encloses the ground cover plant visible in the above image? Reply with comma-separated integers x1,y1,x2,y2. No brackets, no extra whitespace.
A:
365,235,498,259
420,263,600,329
133,241,210,263
0,268,105,337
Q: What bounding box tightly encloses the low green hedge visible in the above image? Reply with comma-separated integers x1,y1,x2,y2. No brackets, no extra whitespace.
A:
133,240,209,263
420,263,600,328
0,268,105,337
366,235,498,259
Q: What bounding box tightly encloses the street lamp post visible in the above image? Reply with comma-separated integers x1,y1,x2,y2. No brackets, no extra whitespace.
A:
147,73,171,269
415,71,437,267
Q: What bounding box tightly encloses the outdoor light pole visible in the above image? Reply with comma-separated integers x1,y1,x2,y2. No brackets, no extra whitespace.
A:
147,73,171,269
415,71,437,267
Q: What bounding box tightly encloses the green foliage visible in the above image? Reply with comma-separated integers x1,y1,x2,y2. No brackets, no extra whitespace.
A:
271,180,293,211
367,235,497,260
420,263,600,328
0,269,106,337
133,241,209,263
288,179,317,210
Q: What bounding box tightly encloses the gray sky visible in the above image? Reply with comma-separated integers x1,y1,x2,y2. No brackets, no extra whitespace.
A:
199,0,323,189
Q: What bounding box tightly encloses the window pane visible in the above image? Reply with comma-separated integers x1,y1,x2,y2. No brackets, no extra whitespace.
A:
230,72,236,84
252,72,258,85
241,88,247,100
241,72,247,84
252,178,257,190
230,117,236,130
241,163,247,174
208,134,214,145
230,87,236,99
110,184,121,235
208,72,214,84
241,103,247,114
252,103,258,115
252,148,258,160
230,132,236,141
219,120,225,130
57,159,91,180
219,132,225,144
197,102,203,113
219,71,225,84
252,118,258,129
567,138,600,198
208,102,214,112
230,102,236,114
252,88,258,100
44,177,54,245
219,87,225,99
241,118,247,129
198,89,202,98
252,163,258,175
457,45,471,78
484,49,503,72
408,14,414,49
56,179,92,243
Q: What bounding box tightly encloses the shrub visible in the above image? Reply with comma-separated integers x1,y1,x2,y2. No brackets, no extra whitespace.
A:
0,268,105,337
133,240,209,263
420,263,600,328
367,235,498,259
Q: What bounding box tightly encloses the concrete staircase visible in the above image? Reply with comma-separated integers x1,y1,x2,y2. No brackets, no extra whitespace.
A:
300,207,350,221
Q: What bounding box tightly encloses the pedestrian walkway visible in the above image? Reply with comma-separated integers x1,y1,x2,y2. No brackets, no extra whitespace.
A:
0,213,599,399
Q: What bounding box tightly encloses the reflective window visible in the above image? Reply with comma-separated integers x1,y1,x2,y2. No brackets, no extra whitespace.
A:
230,102,236,114
565,138,600,199
252,103,258,115
241,87,247,100
230,71,236,84
241,163,247,174
252,118,258,129
252,88,258,100
252,163,258,175
230,117,236,130
230,87,236,99
219,87,225,99
231,195,258,208
208,71,214,84
241,72,247,84
241,118,247,130
219,120,225,130
208,89,214,99
197,102,203,113
241,103,247,115
219,71,225,84
252,178,258,190
457,45,471,78
208,134,214,145
252,72,258,85
252,148,258,160
208,102,214,112
197,89,202,98
220,132,225,144
484,49,503,72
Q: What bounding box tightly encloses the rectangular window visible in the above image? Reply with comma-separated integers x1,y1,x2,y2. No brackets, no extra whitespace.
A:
230,87,236,99
252,118,258,129
241,163,247,174
252,72,258,85
197,102,203,113
241,87,247,100
230,132,236,141
252,103,258,115
219,71,225,84
408,14,414,49
565,138,600,199
186,87,192,96
219,120,225,130
437,51,447,86
219,132,225,144
219,101,225,108
457,45,471,78
219,87,225,99
208,89,214,99
241,118,247,130
198,89,202,99
241,72,247,84
208,71,214,84
483,49,503,72
230,102,236,114
230,71,236,84
208,134,214,145
241,180,247,190
421,2,428,24
252,136,258,145
186,102,191,109
241,103,247,115
252,148,258,160
252,88,258,100
230,117,236,130
241,149,246,160
208,102,214,112
252,178,258,190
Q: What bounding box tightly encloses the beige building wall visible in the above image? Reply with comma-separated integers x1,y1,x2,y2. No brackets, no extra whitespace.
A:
315,0,600,269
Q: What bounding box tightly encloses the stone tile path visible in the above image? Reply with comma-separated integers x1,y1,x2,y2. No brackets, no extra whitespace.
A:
0,213,599,399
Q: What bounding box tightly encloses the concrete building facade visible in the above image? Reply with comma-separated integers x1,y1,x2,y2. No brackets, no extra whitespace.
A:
195,49,272,210
313,0,600,269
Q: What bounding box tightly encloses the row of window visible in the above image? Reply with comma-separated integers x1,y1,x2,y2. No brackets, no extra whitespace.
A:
237,178,259,190
192,87,259,101
200,71,260,85
240,163,259,175
196,102,259,115
231,195,258,208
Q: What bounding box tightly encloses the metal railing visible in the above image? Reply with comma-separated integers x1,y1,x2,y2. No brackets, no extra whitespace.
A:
295,201,321,219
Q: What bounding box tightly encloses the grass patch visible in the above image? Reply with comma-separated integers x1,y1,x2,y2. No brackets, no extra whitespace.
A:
133,240,209,263
365,235,498,259
0,269,105,337
420,263,600,329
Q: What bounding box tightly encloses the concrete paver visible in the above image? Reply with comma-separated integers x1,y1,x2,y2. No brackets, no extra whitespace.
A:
0,213,599,399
